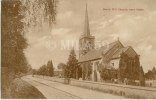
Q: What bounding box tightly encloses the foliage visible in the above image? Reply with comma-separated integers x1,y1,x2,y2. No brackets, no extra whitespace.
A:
118,53,128,82
152,67,156,74
77,66,82,79
152,67,156,79
132,56,140,80
2,0,28,74
100,68,111,80
38,65,47,76
118,53,140,83
145,67,156,80
31,69,37,75
57,63,66,77
139,66,145,86
65,48,79,78
11,78,46,99
21,0,57,28
46,60,54,76
57,63,66,69
1,1,28,96
36,60,54,77
100,68,117,81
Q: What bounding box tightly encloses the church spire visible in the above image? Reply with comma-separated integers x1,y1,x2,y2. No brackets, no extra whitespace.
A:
83,3,90,36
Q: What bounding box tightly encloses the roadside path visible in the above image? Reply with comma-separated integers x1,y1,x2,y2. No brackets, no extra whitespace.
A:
22,76,125,99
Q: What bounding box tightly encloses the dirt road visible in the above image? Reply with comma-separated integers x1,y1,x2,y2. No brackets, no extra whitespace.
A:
22,76,125,99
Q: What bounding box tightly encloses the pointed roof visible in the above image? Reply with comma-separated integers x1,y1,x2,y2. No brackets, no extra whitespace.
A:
111,46,138,59
83,3,90,36
78,41,124,62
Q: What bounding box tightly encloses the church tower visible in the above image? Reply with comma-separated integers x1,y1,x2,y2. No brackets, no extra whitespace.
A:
79,4,95,57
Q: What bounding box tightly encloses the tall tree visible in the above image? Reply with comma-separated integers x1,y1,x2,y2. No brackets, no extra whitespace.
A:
2,0,28,75
118,53,140,84
2,1,28,97
139,66,145,86
118,53,128,82
47,60,54,77
152,67,156,79
133,55,140,80
65,48,79,78
152,67,156,74
38,65,47,76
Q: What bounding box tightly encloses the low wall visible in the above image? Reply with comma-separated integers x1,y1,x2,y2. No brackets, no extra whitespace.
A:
70,79,156,99
34,75,156,99
34,75,64,83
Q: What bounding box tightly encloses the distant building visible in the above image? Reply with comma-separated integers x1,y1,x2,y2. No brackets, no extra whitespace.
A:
78,4,140,82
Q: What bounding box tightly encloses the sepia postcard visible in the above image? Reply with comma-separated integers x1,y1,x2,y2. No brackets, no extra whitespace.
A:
1,0,156,99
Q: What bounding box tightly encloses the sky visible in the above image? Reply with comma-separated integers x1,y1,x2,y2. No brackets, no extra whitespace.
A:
24,0,156,72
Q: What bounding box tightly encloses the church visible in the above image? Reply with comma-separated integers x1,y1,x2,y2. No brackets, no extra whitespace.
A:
78,5,140,82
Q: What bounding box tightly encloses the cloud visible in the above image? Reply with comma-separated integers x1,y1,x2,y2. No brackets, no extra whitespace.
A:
57,11,73,21
51,28,71,36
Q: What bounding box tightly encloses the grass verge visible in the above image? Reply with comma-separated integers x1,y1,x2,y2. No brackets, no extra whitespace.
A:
10,78,46,99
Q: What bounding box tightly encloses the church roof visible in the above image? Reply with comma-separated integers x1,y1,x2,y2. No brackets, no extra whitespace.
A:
111,46,130,59
78,41,138,63
112,46,138,59
78,41,121,62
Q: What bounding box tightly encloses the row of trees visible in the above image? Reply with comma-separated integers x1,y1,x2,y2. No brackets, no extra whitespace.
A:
32,60,54,77
32,48,80,79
